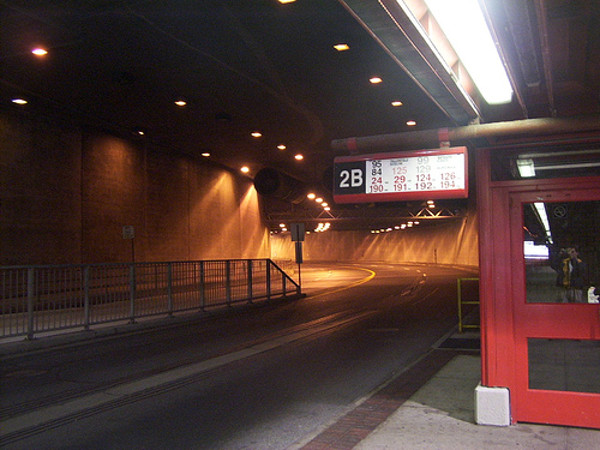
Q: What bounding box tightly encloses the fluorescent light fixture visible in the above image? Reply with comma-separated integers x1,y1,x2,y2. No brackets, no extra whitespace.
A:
406,120,417,126
333,43,350,51
533,202,553,244
11,98,28,105
517,158,535,178
391,101,403,107
369,77,383,84
174,100,187,107
423,0,513,104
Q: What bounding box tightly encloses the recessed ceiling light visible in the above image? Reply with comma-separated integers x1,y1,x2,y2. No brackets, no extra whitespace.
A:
406,120,417,126
137,130,145,136
391,101,403,107
324,206,331,211
11,98,27,105
240,166,250,173
31,47,48,56
251,131,262,138
333,43,350,51
307,193,316,200
201,152,210,157
174,100,187,107
369,77,383,84
315,197,323,203
294,154,304,161
278,0,296,3
277,144,286,150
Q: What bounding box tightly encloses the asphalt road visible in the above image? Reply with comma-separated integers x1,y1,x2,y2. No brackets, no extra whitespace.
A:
0,262,477,449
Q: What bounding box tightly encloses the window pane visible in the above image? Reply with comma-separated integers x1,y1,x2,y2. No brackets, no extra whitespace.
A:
523,200,600,303
529,339,600,393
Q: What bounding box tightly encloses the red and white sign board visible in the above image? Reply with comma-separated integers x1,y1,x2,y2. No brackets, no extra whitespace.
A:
333,147,468,203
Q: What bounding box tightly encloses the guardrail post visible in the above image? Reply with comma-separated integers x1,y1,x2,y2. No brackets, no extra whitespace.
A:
457,278,463,333
167,263,173,317
226,260,232,306
84,266,90,330
247,259,253,303
282,271,287,298
266,260,271,301
27,268,35,340
199,261,205,311
129,264,136,324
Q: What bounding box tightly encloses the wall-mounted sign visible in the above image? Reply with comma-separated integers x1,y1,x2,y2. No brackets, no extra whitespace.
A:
333,147,468,204
122,225,135,240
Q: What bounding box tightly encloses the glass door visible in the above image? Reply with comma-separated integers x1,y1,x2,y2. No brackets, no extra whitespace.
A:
510,190,600,428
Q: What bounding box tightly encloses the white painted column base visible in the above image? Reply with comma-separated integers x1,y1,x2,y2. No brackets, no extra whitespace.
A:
474,383,511,426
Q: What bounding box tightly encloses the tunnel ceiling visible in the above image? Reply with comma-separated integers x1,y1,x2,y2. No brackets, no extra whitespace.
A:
1,0,599,230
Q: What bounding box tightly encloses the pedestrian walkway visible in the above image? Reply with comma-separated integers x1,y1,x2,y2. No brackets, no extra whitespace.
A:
295,349,600,449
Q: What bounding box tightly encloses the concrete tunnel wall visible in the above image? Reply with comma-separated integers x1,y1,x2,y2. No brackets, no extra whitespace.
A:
270,206,479,267
1,110,478,268
0,112,270,265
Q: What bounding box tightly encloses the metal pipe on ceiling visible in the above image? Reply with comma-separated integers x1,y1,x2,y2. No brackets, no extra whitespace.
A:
533,0,556,117
331,115,600,152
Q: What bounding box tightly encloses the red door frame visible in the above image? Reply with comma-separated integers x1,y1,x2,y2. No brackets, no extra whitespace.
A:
477,147,600,427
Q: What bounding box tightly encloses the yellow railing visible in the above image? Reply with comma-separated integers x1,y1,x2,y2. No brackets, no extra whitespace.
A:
457,277,480,333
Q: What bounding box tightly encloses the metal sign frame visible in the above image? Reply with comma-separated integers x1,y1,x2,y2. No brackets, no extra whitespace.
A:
333,147,468,203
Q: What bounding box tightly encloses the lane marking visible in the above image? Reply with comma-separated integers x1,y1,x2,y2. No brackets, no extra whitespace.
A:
309,267,376,299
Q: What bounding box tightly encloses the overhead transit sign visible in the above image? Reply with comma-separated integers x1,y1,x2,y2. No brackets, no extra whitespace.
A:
333,147,468,204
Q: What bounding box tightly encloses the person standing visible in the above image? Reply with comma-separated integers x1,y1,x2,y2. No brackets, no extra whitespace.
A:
559,247,587,302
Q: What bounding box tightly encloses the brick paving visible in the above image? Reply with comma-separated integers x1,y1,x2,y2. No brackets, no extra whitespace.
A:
300,350,460,450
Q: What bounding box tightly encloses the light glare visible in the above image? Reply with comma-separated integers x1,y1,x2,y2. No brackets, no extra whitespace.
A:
333,43,350,51
31,48,48,56
423,0,513,104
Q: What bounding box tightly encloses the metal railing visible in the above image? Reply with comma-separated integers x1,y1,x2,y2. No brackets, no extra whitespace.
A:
0,259,300,340
457,277,480,333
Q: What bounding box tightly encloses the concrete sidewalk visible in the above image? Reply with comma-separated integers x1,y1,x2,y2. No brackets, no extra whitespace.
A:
298,351,600,449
